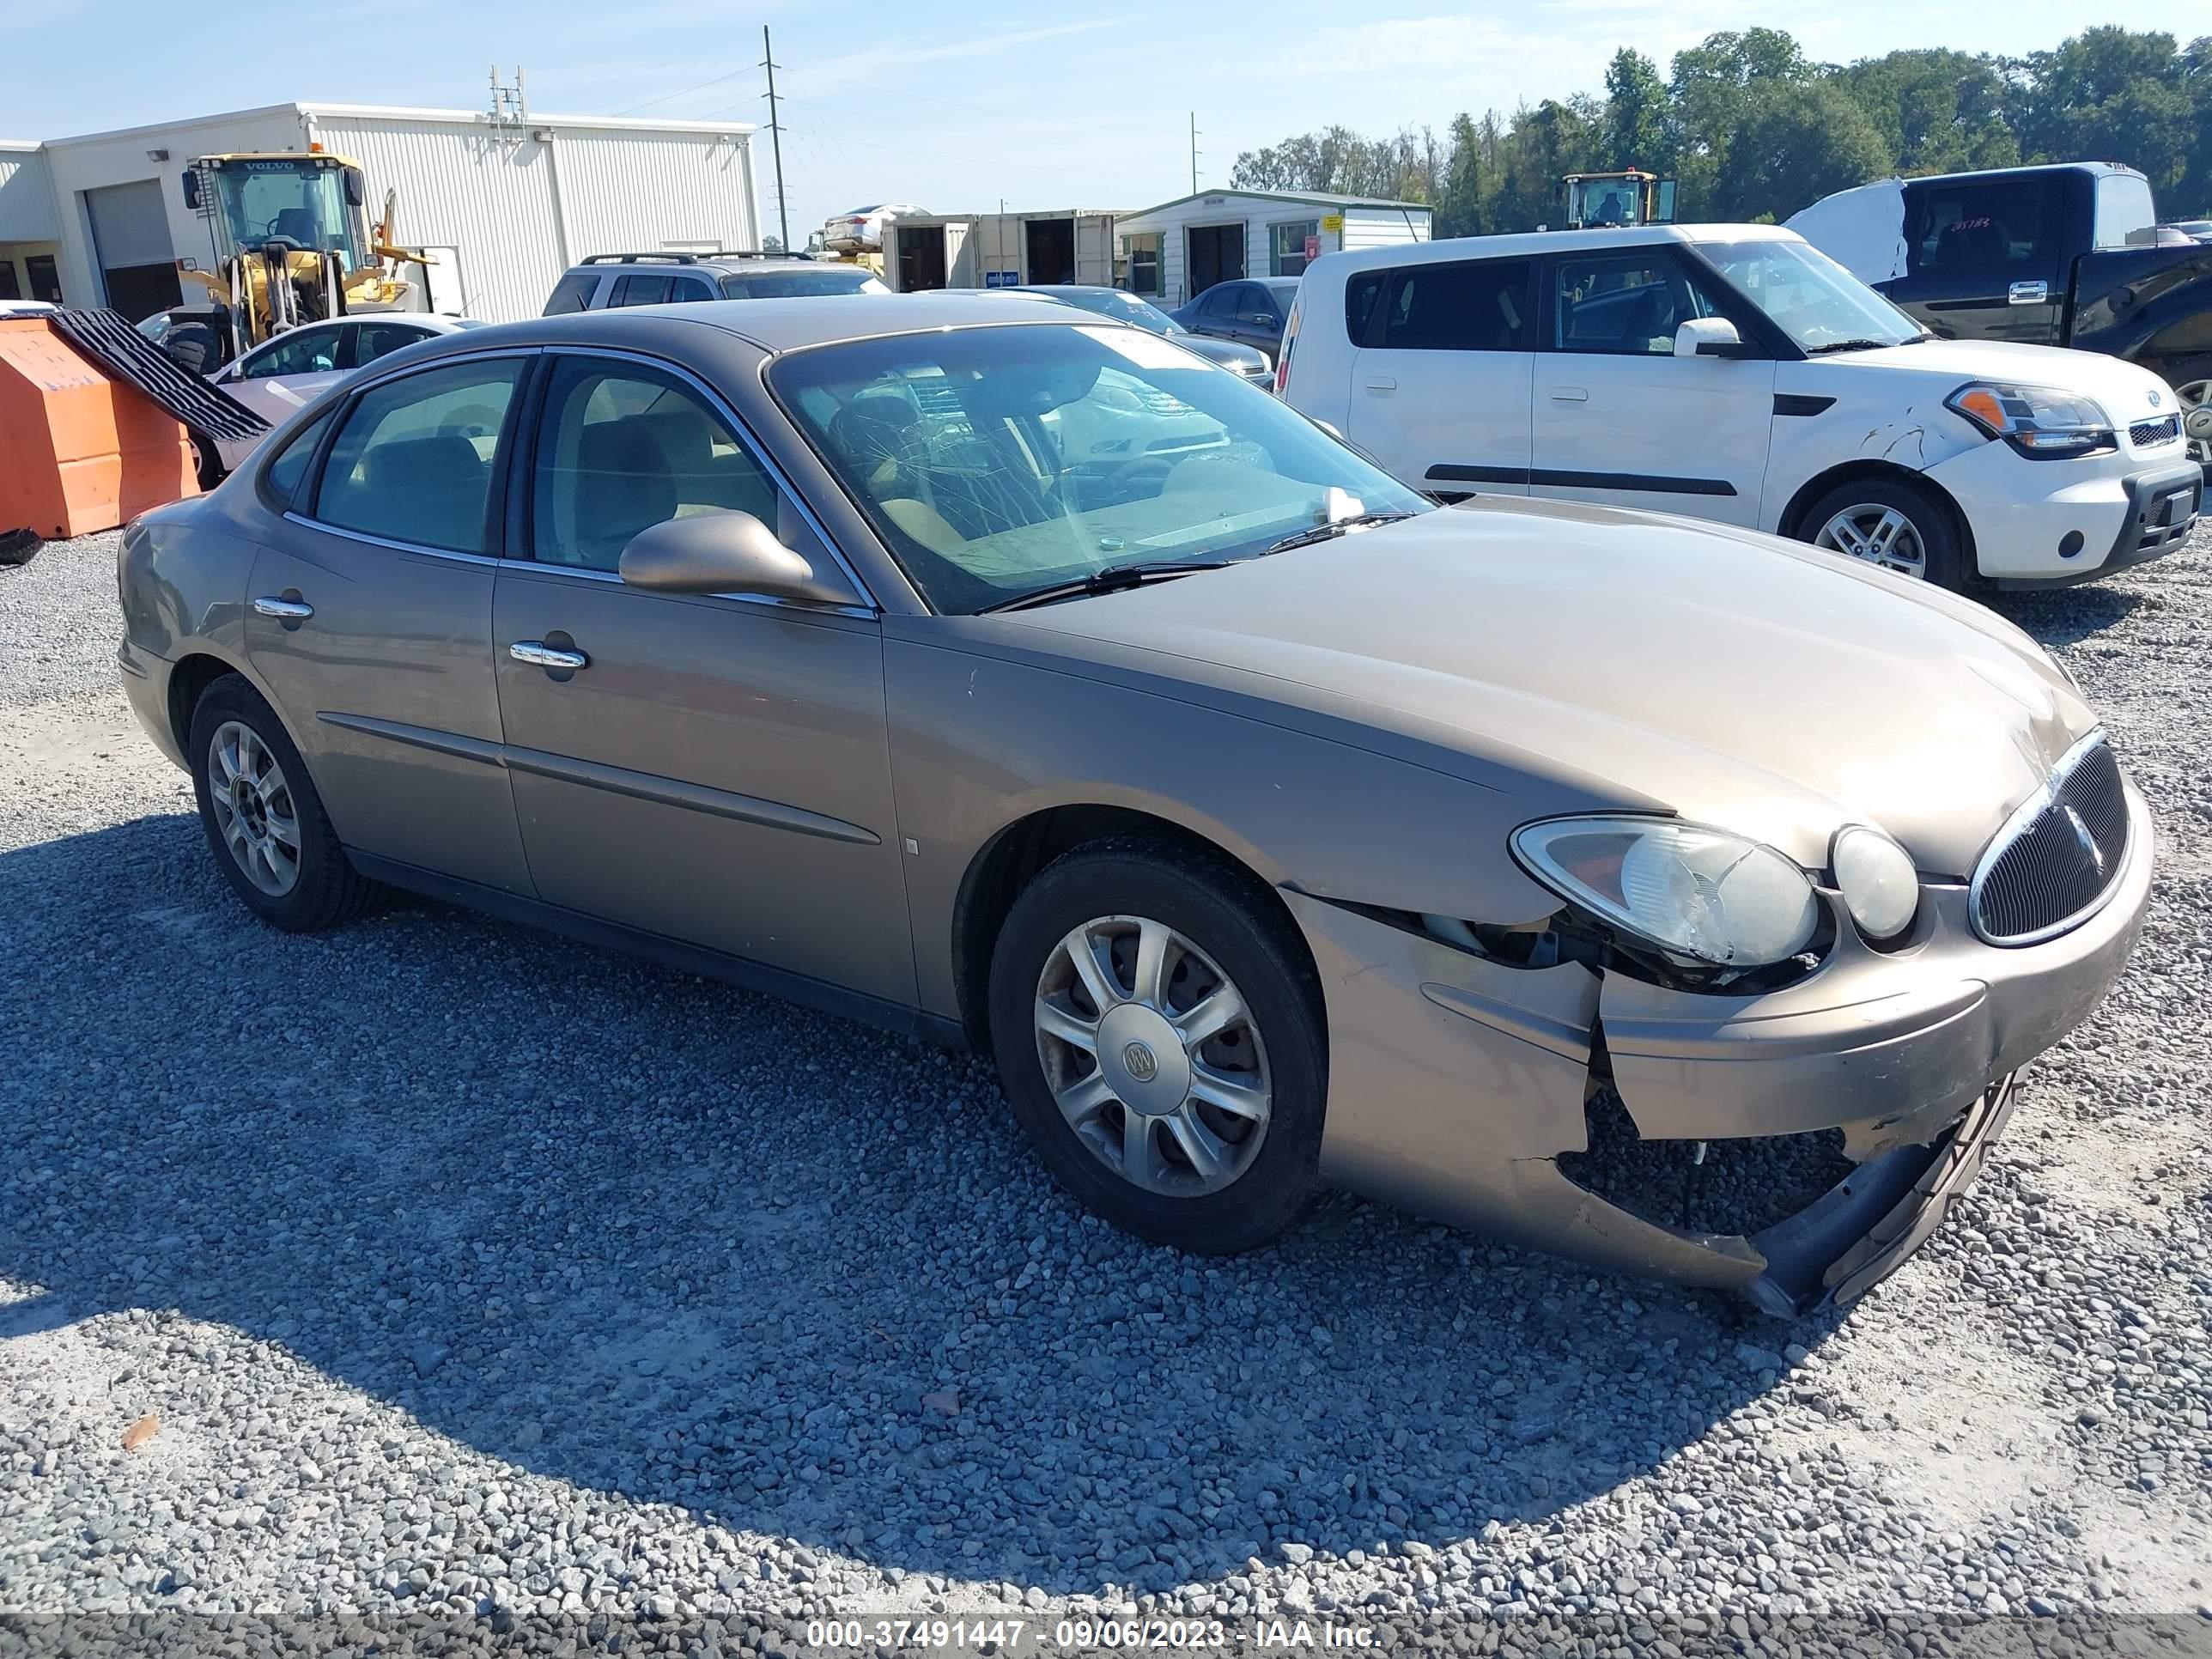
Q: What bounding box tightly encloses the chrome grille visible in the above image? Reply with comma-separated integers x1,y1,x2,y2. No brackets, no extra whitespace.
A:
1971,735,2129,945
2130,413,2180,448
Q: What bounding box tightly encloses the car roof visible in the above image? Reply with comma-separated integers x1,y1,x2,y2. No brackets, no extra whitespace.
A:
421,293,1117,357
1310,222,1799,278
567,256,826,276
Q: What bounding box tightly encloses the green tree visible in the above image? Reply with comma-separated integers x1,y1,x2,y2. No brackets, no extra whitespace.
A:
1668,27,1810,216
1713,80,1893,222
1837,49,2015,173
1601,48,1670,173
1434,113,1487,238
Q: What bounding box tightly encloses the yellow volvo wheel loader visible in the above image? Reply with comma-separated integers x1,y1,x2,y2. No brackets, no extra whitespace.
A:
167,150,434,371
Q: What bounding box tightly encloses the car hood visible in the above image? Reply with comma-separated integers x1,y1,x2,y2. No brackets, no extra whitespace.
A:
1813,337,2172,413
999,498,2093,876
1171,333,1268,373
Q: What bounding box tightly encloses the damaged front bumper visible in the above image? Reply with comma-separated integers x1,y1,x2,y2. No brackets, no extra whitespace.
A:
1289,782,2151,1314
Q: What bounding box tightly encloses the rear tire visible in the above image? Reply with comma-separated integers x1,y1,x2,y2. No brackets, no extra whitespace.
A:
1799,476,1966,591
188,673,380,932
187,431,225,491
987,838,1327,1255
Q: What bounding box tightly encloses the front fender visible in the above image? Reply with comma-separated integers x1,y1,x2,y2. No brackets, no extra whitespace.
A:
883,628,1601,1021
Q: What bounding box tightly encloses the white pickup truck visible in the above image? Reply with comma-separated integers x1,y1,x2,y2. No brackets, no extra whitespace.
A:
1276,223,2200,589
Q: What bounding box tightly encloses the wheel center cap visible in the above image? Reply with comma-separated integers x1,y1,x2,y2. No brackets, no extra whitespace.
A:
1096,1003,1190,1117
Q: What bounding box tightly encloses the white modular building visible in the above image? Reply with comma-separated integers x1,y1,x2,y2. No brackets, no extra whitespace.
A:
0,101,760,325
1114,189,1432,307
876,210,1122,293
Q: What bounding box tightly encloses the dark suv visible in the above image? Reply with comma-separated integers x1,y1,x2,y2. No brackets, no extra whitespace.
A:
543,252,888,315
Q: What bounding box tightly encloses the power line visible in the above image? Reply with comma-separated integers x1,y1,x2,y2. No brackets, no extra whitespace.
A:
614,63,755,118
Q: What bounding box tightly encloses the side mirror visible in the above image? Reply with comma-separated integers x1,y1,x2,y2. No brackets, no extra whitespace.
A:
1255,313,1278,329
618,511,860,606
1675,317,1748,359
343,167,367,210
181,172,202,211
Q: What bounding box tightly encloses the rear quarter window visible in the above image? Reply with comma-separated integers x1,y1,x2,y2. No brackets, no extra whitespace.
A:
544,272,599,316
1346,271,1386,343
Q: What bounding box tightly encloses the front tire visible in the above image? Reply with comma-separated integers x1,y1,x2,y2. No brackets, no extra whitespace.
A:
987,839,1327,1254
2162,354,2212,473
1800,477,1966,590
188,674,379,932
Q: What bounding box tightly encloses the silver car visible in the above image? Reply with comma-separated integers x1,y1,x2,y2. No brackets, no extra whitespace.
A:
116,295,2149,1314
201,313,485,478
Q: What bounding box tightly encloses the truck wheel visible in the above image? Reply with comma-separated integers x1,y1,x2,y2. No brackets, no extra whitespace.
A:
2164,356,2212,471
1800,477,1966,591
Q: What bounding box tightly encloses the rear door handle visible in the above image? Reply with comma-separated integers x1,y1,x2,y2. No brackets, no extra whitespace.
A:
1549,386,1589,403
252,595,313,620
1363,377,1396,392
509,641,588,671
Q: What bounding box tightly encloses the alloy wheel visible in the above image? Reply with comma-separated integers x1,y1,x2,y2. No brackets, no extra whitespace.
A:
207,720,301,896
1033,915,1271,1197
1815,503,1928,579
2178,378,2211,469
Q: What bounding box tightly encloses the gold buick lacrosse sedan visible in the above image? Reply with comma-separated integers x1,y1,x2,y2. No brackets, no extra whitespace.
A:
117,294,2148,1315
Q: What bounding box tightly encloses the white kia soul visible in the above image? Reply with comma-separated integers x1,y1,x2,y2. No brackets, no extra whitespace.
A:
1277,224,2201,589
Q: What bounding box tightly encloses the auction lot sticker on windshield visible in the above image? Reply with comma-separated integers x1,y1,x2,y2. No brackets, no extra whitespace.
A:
1077,325,1207,372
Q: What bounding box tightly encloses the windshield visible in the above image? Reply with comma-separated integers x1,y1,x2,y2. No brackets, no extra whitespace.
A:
210,160,364,265
770,321,1430,614
1691,237,1923,351
720,267,889,299
1040,288,1184,337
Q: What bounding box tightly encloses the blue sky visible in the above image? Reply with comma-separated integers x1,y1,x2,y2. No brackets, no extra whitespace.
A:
10,0,2210,239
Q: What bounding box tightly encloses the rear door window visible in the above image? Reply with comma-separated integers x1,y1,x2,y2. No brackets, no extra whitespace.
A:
353,321,434,366
1376,259,1534,351
1905,177,2061,273
610,274,676,307
311,359,523,554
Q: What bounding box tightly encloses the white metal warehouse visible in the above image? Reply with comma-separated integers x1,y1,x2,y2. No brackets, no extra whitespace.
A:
0,101,760,325
1115,189,1432,307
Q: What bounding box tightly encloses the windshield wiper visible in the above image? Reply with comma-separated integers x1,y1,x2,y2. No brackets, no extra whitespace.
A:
1265,511,1415,556
1802,337,1917,356
976,560,1231,615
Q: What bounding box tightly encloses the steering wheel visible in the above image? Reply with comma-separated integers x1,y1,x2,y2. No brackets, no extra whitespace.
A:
1098,453,1180,501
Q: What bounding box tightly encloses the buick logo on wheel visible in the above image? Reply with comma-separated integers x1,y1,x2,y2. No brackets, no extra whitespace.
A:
1122,1042,1158,1083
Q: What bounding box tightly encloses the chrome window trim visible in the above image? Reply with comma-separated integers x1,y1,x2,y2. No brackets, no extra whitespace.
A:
276,518,877,622
1967,727,2129,947
535,342,880,613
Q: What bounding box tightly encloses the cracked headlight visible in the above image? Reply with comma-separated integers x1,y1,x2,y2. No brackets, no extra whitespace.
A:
1831,825,1919,941
1511,817,1820,968
1945,381,2114,457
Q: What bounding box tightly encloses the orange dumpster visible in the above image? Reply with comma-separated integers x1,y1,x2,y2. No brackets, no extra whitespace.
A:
0,314,198,541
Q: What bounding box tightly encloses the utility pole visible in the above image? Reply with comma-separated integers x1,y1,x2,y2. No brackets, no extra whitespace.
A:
1189,112,1200,194
761,26,790,252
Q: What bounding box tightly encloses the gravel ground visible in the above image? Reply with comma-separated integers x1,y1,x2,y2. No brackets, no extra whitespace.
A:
2,525,2210,1652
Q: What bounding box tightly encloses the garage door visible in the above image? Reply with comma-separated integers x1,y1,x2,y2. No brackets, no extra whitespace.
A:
84,179,181,320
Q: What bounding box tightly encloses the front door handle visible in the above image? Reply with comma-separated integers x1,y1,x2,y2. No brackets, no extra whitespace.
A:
1363,377,1397,392
2008,280,2048,306
509,640,588,671
1549,386,1589,403
252,595,313,620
